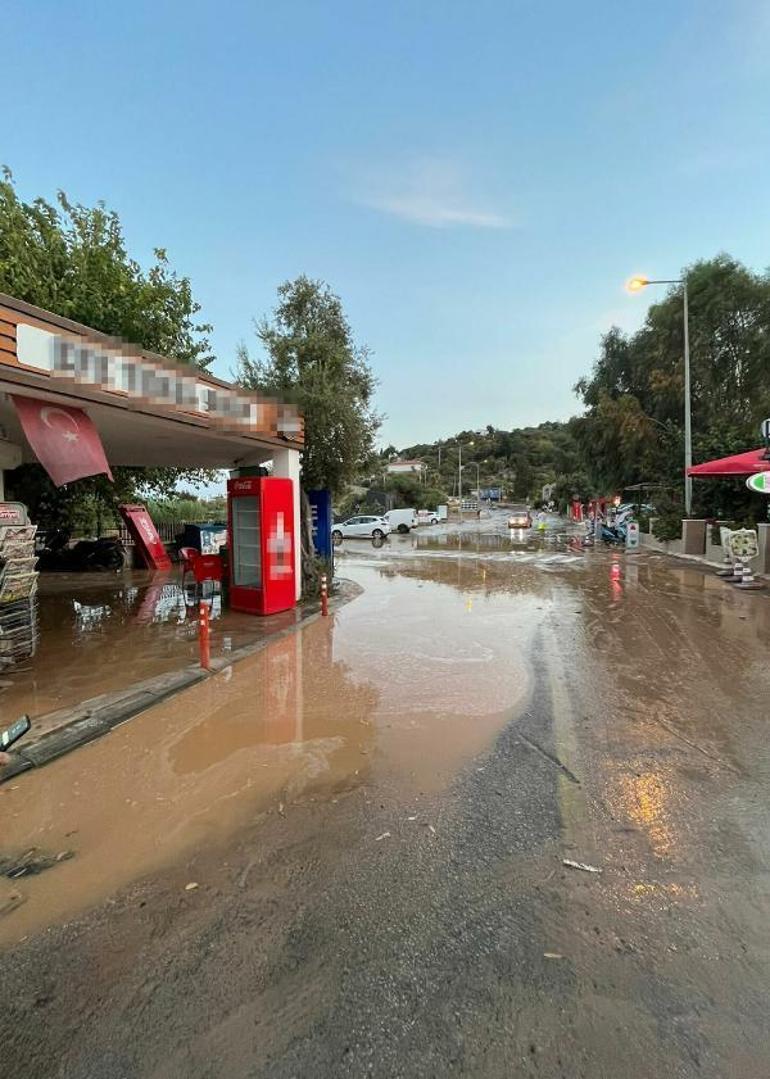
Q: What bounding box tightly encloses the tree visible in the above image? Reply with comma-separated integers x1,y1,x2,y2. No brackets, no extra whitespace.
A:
0,169,212,365
383,473,448,511
574,255,770,521
0,169,216,528
236,276,380,495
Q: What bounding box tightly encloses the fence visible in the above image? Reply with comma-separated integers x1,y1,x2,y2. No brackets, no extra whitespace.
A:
117,518,214,547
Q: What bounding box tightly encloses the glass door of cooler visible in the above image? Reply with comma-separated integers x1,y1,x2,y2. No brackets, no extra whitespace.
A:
231,496,261,588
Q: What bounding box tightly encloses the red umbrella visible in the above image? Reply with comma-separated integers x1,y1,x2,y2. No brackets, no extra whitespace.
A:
688,448,770,476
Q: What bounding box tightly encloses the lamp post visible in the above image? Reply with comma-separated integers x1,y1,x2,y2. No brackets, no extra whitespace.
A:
458,441,463,511
627,275,692,516
457,440,474,519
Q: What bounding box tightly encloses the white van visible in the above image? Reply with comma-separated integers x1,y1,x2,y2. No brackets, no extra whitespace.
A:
385,508,418,534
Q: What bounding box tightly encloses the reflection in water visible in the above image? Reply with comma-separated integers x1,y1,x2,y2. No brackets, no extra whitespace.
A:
416,528,569,556
615,770,675,858
0,571,303,723
610,558,623,603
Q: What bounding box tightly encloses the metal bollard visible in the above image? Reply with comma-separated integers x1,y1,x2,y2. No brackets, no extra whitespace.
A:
320,573,329,617
199,601,211,669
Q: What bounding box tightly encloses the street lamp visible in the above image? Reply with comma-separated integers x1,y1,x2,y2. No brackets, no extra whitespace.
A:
626,274,692,516
461,460,481,500
458,440,474,518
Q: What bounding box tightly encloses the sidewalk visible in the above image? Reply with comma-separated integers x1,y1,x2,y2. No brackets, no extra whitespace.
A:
0,579,360,783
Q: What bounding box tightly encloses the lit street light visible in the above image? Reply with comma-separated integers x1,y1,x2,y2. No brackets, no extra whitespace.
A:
626,274,692,516
461,460,481,501
458,440,474,518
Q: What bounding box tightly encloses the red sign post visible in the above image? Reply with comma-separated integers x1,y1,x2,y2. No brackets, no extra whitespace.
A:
198,601,211,669
119,504,172,570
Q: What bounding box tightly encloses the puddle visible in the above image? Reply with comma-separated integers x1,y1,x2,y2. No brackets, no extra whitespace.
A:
0,559,545,942
0,570,306,721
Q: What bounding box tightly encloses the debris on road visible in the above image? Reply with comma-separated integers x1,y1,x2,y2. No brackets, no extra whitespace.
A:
543,952,564,959
184,882,199,891
562,858,602,874
374,832,391,841
0,890,25,917
1,848,75,880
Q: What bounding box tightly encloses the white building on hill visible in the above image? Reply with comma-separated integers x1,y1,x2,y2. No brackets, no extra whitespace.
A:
386,458,425,475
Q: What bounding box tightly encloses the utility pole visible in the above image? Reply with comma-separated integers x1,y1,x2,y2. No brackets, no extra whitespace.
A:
683,281,692,516
458,442,463,521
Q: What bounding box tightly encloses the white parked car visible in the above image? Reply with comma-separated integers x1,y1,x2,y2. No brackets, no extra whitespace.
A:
332,515,391,543
416,509,440,525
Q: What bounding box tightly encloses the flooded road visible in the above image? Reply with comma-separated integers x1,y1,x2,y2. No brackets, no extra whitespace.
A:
2,536,770,1077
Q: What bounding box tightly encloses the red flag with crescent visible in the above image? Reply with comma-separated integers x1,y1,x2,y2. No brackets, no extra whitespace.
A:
11,395,114,487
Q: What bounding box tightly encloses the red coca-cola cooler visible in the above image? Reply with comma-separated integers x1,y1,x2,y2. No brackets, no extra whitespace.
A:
227,476,296,615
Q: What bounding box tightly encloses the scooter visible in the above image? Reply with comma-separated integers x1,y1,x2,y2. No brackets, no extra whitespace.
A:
601,523,626,545
36,529,128,572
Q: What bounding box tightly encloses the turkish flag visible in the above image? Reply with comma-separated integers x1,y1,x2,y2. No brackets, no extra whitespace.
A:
12,395,114,487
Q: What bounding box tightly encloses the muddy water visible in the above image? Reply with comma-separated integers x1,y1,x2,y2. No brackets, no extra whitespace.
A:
3,544,770,946
0,571,306,721
0,557,547,942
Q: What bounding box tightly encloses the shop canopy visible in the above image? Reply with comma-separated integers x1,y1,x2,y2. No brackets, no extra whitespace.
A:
687,448,770,477
0,292,303,470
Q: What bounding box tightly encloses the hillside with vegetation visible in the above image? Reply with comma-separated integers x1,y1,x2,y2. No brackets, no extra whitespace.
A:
375,421,585,508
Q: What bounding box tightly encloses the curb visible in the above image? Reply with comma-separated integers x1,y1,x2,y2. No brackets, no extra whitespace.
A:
0,578,362,784
640,544,769,581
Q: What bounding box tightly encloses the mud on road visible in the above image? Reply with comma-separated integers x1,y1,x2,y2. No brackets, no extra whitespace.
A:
1,545,770,1077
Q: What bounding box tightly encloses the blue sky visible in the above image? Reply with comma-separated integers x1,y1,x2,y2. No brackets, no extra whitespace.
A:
3,0,770,449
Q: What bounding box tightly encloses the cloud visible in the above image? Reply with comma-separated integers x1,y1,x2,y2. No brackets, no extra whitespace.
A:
354,156,514,230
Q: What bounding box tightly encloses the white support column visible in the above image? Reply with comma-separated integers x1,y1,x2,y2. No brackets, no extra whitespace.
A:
271,447,302,601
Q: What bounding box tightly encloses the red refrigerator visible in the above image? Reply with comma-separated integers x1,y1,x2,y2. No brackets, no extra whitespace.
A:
227,476,296,615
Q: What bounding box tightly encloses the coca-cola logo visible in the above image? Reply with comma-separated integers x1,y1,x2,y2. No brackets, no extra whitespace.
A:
233,480,253,491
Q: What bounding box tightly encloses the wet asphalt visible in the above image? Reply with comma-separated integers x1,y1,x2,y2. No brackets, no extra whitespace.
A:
1,517,770,1078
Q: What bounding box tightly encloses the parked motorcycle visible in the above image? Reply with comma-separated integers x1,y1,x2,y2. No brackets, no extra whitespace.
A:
36,529,128,572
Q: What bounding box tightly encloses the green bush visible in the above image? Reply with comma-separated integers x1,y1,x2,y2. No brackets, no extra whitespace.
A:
651,490,683,542
652,514,682,542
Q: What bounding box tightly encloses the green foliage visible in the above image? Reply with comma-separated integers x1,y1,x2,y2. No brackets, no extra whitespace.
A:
575,255,770,520
5,467,218,536
0,168,213,365
382,473,447,510
0,169,217,528
144,494,227,524
388,420,582,505
237,276,380,495
651,491,684,543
